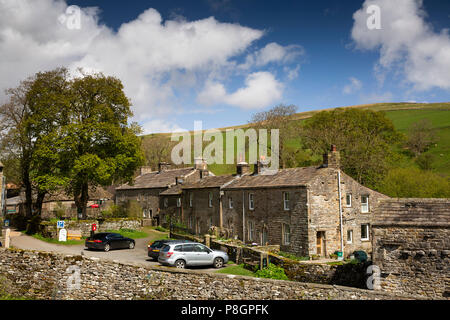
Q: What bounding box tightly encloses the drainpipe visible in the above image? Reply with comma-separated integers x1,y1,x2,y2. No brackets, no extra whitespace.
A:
338,170,344,260
242,191,245,243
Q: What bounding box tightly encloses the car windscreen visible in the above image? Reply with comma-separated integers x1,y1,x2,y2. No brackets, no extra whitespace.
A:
92,234,107,240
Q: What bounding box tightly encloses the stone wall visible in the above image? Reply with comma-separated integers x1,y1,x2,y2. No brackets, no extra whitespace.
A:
39,218,142,238
0,248,422,300
372,198,450,299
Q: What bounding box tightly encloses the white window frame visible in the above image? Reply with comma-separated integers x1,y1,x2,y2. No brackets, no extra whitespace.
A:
189,193,193,207
208,192,213,207
361,195,369,213
283,223,291,245
248,221,255,241
347,229,353,244
346,194,352,207
229,196,233,209
283,192,290,210
249,193,254,210
361,224,370,241
176,197,181,207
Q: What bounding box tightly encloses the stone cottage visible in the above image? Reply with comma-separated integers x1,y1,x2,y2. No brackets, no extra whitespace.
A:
372,198,450,298
116,161,210,225
220,146,388,258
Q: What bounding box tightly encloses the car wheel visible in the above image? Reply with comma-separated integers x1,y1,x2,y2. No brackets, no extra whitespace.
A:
213,257,224,268
129,241,135,249
104,244,110,252
175,259,186,269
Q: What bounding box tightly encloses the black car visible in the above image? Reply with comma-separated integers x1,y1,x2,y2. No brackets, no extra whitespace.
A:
85,232,135,252
147,239,190,260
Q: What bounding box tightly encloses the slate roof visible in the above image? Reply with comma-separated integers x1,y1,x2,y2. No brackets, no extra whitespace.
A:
373,198,450,227
160,184,183,196
223,166,325,190
116,167,197,190
181,175,238,190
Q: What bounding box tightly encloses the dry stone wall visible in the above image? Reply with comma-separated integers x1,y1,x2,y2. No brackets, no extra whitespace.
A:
0,248,420,300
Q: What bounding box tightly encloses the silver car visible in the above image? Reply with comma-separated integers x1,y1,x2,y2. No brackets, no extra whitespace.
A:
158,242,229,269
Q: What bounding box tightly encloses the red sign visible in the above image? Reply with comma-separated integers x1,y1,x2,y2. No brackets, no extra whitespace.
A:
92,224,97,232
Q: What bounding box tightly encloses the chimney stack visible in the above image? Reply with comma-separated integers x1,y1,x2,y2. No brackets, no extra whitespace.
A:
323,145,340,169
253,159,269,175
139,166,153,176
236,162,250,176
158,162,171,172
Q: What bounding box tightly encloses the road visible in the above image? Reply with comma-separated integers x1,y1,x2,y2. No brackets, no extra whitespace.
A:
8,229,219,273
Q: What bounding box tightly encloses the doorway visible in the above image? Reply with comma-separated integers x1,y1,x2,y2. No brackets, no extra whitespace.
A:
316,231,326,256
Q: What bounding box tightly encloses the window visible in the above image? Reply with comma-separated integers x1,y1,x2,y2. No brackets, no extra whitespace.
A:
347,230,353,244
361,195,369,213
177,197,181,207
208,192,213,207
182,244,195,252
164,197,168,208
346,194,352,207
248,221,255,241
189,216,193,229
229,196,233,209
361,224,369,241
283,224,291,245
189,193,193,207
283,192,290,210
249,193,254,210
209,217,213,228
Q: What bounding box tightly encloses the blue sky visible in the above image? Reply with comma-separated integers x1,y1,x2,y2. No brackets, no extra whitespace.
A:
0,0,449,132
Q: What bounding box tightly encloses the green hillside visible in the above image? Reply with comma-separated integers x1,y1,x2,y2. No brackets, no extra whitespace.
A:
141,102,450,177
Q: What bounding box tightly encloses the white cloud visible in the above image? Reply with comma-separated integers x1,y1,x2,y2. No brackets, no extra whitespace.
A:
343,77,363,94
141,119,186,134
0,0,301,127
240,42,304,70
197,71,284,109
351,0,450,91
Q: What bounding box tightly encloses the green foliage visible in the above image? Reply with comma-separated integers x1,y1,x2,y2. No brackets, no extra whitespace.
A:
254,263,289,280
155,226,168,232
276,251,310,261
302,108,402,187
378,167,450,198
216,264,256,277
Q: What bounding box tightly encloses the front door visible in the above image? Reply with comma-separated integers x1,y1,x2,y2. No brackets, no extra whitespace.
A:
316,231,325,256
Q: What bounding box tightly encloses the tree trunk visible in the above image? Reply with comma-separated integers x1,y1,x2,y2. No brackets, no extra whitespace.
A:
75,182,89,220
33,191,46,217
22,163,33,219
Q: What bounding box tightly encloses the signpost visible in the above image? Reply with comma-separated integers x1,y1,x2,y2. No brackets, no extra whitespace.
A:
59,228,67,242
90,223,97,238
4,228,10,248
57,220,65,229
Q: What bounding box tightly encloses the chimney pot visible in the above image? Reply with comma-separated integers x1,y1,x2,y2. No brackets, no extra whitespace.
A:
158,162,171,172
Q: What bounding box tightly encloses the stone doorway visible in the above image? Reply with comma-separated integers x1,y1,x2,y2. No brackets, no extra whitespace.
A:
316,231,326,256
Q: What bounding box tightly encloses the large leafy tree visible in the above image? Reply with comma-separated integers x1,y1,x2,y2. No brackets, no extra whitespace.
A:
249,104,299,169
0,68,71,218
301,108,402,187
61,72,144,219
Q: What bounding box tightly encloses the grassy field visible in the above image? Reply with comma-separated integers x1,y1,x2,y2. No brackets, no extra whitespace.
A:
141,102,450,177
215,263,256,277
105,228,149,239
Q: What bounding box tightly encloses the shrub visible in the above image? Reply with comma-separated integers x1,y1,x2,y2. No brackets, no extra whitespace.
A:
255,263,289,281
